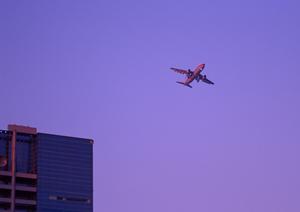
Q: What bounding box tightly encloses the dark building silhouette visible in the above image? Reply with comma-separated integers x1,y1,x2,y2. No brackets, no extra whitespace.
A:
0,125,93,212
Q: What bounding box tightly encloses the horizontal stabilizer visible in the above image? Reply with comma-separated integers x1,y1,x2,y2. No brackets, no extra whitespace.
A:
176,81,192,88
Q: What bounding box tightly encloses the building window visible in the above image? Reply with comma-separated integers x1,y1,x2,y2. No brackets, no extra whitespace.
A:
49,195,91,203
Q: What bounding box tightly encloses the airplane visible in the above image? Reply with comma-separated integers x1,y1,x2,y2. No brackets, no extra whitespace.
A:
171,64,214,88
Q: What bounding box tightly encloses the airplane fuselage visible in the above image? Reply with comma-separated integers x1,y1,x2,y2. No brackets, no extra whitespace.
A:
182,67,203,86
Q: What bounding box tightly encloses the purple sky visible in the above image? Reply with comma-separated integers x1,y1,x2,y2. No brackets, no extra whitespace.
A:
1,1,300,211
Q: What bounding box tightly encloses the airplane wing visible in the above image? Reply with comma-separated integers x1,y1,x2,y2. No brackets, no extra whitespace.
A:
170,67,189,75
202,78,214,85
193,64,205,73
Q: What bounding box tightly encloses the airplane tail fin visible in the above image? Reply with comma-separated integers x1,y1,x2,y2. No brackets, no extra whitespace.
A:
176,81,192,88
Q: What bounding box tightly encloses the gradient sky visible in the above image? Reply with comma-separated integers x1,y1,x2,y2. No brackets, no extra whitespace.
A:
1,0,300,211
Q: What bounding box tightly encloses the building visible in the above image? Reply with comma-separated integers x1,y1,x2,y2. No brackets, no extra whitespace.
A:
0,125,93,212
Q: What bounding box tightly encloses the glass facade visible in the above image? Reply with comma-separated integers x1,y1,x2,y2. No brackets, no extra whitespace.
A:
36,133,93,212
0,126,93,212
